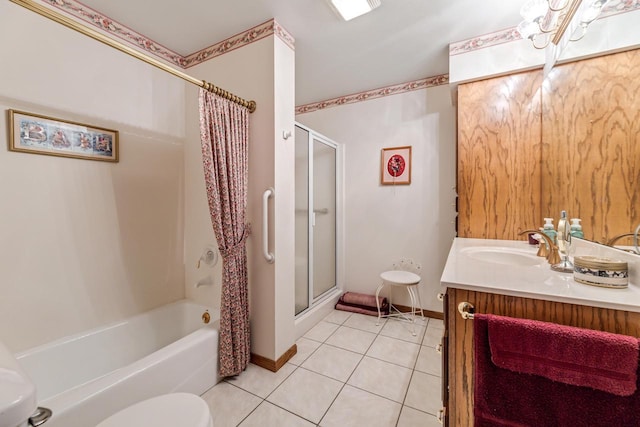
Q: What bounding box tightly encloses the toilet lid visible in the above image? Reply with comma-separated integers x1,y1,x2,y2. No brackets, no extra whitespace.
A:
96,393,212,427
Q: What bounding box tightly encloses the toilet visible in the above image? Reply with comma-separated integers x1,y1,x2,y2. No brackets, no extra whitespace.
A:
0,341,37,427
0,341,213,427
96,393,213,427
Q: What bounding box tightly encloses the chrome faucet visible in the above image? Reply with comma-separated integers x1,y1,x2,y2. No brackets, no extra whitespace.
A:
608,226,640,255
606,233,637,247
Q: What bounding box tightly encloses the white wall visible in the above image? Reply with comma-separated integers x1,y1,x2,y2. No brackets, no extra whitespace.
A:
450,10,640,88
0,2,186,352
297,85,456,313
272,37,297,358
184,34,296,361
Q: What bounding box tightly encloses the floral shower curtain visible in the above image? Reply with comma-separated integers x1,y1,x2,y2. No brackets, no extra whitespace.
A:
198,89,250,377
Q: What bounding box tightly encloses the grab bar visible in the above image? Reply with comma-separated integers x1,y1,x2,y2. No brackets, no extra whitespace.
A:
262,188,275,263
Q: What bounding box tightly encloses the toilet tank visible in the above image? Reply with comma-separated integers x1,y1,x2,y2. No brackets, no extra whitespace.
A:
0,341,37,427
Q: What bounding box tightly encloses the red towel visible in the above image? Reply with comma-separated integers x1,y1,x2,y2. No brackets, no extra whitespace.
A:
340,292,385,308
335,303,385,317
487,314,639,396
474,314,640,427
335,292,389,317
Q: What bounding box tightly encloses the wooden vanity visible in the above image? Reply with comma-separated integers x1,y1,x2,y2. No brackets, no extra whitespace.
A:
440,238,640,426
447,41,640,427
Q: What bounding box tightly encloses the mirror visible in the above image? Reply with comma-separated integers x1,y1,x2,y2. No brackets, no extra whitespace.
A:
455,7,640,254
540,46,640,254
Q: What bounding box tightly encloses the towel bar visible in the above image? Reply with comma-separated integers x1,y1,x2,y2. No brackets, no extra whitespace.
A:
458,302,475,319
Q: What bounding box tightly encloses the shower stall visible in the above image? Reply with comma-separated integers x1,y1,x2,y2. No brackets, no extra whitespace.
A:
294,123,341,316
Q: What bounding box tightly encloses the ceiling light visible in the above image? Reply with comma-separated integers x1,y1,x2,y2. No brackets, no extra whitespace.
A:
329,0,381,21
516,0,610,49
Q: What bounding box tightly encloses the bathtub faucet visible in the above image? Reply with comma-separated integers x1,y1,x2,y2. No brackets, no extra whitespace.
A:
194,276,214,288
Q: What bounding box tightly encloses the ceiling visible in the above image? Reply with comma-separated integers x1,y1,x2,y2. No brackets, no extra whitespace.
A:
77,0,524,106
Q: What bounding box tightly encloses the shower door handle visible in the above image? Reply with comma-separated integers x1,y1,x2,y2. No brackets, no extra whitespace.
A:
262,188,275,263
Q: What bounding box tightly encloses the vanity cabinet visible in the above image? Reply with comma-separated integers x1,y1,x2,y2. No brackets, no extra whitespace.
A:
444,287,640,427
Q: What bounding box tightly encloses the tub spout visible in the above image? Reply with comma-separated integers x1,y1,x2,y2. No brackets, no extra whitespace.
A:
194,276,214,288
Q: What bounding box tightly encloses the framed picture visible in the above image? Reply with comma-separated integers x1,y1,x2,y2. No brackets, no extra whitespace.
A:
381,145,411,185
8,109,119,162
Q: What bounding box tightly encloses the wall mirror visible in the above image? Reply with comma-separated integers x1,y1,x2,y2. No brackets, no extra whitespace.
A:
456,10,639,256
540,26,640,254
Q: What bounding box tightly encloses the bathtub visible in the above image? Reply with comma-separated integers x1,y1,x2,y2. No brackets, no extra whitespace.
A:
16,299,220,427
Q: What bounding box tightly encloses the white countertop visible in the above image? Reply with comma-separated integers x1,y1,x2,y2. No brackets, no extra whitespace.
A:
441,237,640,313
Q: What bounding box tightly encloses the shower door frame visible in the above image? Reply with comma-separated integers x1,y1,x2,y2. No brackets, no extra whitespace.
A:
295,122,343,317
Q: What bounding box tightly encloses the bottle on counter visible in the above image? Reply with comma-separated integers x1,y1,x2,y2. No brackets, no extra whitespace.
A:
542,217,557,246
570,218,584,239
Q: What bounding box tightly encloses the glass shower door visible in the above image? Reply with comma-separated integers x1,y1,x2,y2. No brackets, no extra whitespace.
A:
294,124,338,316
295,126,310,315
312,139,336,299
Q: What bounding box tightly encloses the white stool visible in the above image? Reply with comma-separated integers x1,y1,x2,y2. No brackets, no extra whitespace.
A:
375,269,424,336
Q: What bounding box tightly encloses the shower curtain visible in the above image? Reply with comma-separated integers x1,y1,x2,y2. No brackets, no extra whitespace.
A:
198,89,250,377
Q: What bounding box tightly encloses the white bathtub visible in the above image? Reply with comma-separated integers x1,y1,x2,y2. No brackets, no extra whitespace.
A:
16,299,220,427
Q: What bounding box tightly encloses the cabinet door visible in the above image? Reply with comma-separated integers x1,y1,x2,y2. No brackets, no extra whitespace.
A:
446,288,474,426
457,70,543,240
446,287,640,426
441,292,449,426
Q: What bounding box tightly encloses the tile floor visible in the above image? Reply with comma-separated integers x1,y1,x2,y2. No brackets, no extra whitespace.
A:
201,310,444,426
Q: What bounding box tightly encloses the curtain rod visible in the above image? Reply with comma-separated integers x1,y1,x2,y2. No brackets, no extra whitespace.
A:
10,0,257,113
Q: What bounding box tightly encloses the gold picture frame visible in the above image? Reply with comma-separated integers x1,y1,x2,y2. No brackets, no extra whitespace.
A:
8,109,119,162
381,145,411,185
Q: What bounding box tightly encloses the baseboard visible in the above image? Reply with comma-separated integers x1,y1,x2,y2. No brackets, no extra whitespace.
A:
423,309,444,320
393,303,444,320
250,343,297,372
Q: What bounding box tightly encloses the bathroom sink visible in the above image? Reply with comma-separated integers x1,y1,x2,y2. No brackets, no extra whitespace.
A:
460,246,544,267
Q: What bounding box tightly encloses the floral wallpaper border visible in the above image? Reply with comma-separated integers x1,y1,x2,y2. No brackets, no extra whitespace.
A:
295,74,449,115
600,0,640,19
183,19,295,68
37,0,295,68
449,28,522,56
30,0,638,111
450,0,640,56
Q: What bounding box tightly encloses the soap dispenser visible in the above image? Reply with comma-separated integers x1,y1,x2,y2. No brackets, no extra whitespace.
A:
542,217,557,245
570,218,584,239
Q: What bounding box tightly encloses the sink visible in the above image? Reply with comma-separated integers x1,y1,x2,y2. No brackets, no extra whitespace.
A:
460,246,544,266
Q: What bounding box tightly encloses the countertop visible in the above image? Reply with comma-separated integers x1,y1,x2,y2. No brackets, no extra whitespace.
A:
441,237,640,313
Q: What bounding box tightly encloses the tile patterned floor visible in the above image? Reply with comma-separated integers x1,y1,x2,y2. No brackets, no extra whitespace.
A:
201,310,444,426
